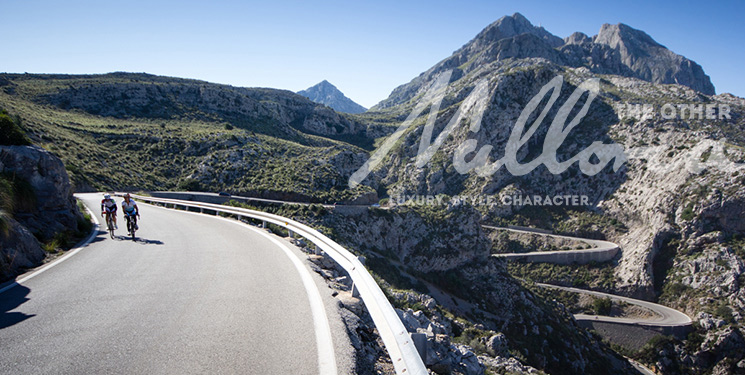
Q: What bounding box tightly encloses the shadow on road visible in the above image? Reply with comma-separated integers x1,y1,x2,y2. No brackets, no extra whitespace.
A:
0,284,35,329
87,230,108,245
110,235,164,245
134,238,164,245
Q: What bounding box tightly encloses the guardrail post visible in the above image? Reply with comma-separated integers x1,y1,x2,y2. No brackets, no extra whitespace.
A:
350,255,366,297
288,229,293,238
411,333,428,364
262,220,266,229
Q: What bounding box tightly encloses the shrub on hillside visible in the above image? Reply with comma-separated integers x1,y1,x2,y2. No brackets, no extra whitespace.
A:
0,111,30,146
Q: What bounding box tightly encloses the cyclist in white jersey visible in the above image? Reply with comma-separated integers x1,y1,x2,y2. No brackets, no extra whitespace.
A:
101,194,118,229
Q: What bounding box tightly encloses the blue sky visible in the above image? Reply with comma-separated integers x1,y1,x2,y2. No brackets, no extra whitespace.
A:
2,0,743,108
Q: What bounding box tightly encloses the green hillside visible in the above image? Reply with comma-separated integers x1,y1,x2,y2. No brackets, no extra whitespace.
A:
0,73,377,202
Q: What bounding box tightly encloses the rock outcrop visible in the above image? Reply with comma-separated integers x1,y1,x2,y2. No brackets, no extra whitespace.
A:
0,146,80,239
0,217,44,281
0,145,82,280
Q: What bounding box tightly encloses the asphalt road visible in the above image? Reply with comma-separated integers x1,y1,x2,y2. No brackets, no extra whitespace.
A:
485,225,691,328
536,283,692,327
0,193,353,375
485,225,620,260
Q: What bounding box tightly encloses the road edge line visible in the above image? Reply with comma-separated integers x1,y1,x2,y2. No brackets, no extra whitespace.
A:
144,202,339,375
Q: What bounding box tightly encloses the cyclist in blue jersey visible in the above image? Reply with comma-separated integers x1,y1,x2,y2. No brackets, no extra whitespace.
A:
121,193,140,231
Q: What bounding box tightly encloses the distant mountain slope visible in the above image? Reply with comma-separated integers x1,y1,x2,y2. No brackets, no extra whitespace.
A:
11,72,367,143
298,80,367,114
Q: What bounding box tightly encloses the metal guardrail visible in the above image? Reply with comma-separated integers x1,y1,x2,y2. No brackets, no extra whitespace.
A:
122,193,428,375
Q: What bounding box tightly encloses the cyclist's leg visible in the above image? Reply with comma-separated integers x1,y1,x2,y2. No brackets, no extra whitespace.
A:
106,209,116,228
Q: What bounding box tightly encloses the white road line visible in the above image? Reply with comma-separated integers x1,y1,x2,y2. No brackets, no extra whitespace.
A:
0,198,100,295
146,202,338,375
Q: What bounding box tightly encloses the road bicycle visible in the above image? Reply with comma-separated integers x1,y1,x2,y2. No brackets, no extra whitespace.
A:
125,212,138,240
104,212,116,239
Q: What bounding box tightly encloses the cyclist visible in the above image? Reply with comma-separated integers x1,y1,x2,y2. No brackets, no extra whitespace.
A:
101,194,118,229
121,193,140,231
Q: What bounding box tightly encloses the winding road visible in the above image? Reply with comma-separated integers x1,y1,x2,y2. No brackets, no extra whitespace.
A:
537,283,692,326
486,225,620,264
486,225,692,329
0,193,353,375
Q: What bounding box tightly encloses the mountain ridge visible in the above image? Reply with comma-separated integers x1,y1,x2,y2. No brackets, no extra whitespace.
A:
374,13,715,109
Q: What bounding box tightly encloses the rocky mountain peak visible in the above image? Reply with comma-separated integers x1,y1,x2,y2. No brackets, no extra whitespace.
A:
298,80,367,114
594,23,662,49
564,31,591,45
317,79,333,88
468,12,564,51
590,22,716,94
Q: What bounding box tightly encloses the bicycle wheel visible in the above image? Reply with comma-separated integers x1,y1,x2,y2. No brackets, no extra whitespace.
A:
129,216,136,240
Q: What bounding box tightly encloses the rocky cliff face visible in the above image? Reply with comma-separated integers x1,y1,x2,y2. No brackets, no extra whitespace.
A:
298,80,367,114
0,145,82,280
315,205,636,374
325,205,488,272
0,146,81,239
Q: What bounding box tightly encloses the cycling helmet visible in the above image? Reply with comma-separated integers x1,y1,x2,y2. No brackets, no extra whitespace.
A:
104,194,111,199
